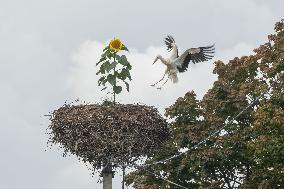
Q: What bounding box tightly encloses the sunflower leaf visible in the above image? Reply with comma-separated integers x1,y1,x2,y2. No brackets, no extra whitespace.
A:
106,62,117,72
103,46,109,52
107,74,116,86
101,49,111,58
121,45,129,51
124,81,130,92
119,55,131,69
127,64,132,70
107,53,113,59
120,68,132,81
98,76,106,85
96,56,107,65
114,54,121,62
101,86,107,91
113,86,122,94
97,61,111,75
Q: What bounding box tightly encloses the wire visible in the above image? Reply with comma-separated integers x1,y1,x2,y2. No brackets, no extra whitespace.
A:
144,169,189,189
131,74,281,189
133,72,284,188
129,87,271,189
136,86,270,168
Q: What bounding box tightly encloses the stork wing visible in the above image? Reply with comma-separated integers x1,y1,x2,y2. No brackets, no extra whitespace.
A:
175,44,215,72
165,35,179,59
164,35,175,51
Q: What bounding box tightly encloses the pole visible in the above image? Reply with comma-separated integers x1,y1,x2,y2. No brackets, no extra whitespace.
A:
122,166,125,189
102,164,114,189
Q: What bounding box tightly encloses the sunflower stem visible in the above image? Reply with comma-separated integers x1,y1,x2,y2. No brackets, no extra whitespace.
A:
113,52,116,104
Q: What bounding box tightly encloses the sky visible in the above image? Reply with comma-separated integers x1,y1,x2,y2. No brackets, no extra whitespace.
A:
0,0,283,188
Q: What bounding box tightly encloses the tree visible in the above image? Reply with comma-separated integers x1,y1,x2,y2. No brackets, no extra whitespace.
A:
126,19,284,189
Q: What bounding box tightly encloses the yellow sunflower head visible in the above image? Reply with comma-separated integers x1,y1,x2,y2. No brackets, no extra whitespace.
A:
109,38,123,52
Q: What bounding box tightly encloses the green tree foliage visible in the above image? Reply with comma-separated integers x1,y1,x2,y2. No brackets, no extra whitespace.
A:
126,19,284,189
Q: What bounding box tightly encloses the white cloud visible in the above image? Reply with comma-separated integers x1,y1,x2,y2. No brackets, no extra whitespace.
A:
63,39,256,188
216,42,255,63
68,40,255,108
47,155,129,189
69,40,214,110
0,0,281,188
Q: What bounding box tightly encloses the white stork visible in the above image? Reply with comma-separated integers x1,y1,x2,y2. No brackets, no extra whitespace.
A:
151,35,215,89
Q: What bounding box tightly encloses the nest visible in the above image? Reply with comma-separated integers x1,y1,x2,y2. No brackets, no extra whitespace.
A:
48,103,169,170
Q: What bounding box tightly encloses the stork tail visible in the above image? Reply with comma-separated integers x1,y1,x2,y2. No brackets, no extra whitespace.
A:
169,73,178,83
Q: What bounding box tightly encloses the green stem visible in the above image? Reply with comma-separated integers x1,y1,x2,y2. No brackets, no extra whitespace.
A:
113,52,116,104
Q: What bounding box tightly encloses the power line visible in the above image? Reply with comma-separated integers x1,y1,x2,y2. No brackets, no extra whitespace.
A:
132,74,284,189
134,83,272,169
129,88,270,189
144,169,189,189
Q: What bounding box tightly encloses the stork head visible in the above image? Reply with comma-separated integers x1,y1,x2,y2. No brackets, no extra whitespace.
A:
153,55,162,65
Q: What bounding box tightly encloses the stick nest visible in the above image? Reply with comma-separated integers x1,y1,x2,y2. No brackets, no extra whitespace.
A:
48,103,169,170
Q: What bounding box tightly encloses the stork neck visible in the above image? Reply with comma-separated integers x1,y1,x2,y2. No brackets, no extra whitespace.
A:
158,56,168,65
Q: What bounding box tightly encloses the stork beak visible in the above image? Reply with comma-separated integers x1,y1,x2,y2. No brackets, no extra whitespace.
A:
153,57,158,65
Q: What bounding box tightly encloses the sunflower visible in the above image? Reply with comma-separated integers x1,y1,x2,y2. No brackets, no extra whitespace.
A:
109,38,123,52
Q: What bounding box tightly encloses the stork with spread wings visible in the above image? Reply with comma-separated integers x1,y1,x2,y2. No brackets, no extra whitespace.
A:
151,35,215,89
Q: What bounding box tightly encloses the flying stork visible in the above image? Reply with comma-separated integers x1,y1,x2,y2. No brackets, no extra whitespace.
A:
151,35,215,89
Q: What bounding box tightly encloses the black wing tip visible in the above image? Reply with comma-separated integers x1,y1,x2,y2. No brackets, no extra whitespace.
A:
201,44,215,55
165,35,175,43
177,66,187,72
164,35,175,52
202,44,215,50
190,43,216,63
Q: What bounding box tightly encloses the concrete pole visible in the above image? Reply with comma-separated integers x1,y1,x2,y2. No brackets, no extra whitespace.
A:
122,167,125,189
102,165,114,189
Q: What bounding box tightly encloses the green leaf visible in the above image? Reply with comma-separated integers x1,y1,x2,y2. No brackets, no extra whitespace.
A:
117,72,126,81
106,62,117,72
117,68,127,80
119,55,129,65
98,76,106,85
119,55,132,70
101,86,107,91
127,64,132,70
114,70,119,77
101,78,107,85
107,74,116,86
121,45,129,51
121,68,132,80
114,54,121,62
103,46,109,52
124,81,130,92
107,52,113,59
97,61,111,75
101,49,111,58
113,85,122,94
96,56,107,65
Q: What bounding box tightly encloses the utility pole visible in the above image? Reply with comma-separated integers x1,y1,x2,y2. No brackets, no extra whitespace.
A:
102,165,114,189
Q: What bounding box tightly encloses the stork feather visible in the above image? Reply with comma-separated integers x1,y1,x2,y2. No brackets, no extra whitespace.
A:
176,44,215,72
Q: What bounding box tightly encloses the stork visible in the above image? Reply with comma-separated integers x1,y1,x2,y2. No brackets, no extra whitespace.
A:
151,35,215,89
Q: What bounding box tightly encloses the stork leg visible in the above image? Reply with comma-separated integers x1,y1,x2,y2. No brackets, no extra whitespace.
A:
150,71,166,87
157,78,169,90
